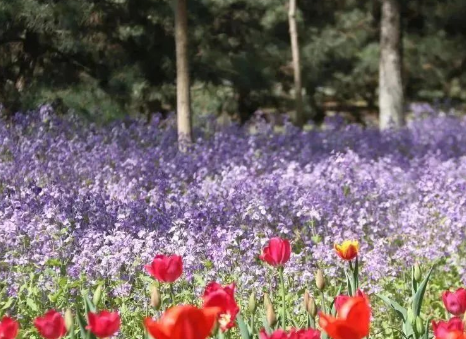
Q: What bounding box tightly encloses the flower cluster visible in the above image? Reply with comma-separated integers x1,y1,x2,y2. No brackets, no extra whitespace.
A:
0,238,373,339
1,107,466,297
433,288,466,339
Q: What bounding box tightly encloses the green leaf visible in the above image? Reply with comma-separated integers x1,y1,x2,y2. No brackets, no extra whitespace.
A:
26,298,39,312
1,298,14,311
77,312,90,339
345,269,354,296
412,265,435,316
286,309,300,328
376,294,407,321
402,320,415,339
236,314,250,339
262,316,272,335
82,290,96,314
422,317,433,339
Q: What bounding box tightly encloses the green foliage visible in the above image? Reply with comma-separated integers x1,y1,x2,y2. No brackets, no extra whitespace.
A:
0,261,462,339
377,264,436,339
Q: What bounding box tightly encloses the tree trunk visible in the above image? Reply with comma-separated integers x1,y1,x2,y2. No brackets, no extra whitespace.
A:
175,0,192,151
379,0,404,129
288,0,304,127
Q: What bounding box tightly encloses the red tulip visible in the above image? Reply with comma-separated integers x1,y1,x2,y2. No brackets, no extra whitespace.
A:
289,328,321,339
0,316,19,339
319,296,371,339
259,237,291,267
259,329,321,339
144,305,220,339
86,311,120,338
443,288,466,316
259,329,289,339
432,318,464,339
202,282,239,332
34,310,67,339
441,332,466,339
334,290,366,312
145,254,183,283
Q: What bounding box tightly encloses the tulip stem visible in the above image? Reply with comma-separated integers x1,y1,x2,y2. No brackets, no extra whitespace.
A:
250,314,255,337
320,290,326,314
310,316,315,329
169,284,176,306
279,266,286,329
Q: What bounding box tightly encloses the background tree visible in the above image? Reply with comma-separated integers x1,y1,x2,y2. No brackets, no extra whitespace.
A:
175,0,192,150
288,0,304,126
0,0,465,125
379,0,404,129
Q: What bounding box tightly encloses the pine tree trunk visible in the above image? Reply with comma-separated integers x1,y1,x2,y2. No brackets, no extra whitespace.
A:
379,0,404,129
175,0,192,151
288,0,304,127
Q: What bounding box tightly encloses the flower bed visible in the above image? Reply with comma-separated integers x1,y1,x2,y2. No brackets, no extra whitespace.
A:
1,105,466,338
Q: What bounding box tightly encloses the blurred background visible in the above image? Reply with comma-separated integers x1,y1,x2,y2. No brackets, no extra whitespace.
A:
0,0,465,124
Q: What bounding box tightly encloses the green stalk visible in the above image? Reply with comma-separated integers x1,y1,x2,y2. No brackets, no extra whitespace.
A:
169,283,176,306
354,256,359,292
320,290,326,314
250,313,255,337
279,267,286,329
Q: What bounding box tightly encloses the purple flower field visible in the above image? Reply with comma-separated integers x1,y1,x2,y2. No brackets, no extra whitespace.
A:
1,105,466,300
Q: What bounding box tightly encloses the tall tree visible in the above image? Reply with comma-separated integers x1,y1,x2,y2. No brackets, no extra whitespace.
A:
175,0,192,151
379,0,404,129
288,0,304,127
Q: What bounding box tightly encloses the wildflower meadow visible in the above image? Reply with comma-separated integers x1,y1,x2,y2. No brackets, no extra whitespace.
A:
1,105,466,339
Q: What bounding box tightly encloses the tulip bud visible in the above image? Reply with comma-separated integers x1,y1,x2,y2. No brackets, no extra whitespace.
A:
150,284,161,310
92,284,104,307
303,290,310,311
248,292,257,313
264,293,272,310
407,308,416,326
415,317,424,335
307,296,317,318
413,264,422,283
463,311,466,329
64,309,74,331
266,304,277,327
316,269,326,291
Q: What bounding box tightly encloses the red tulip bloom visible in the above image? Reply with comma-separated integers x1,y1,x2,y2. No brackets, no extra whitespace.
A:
441,333,466,339
443,288,466,316
34,310,67,339
259,329,321,339
0,316,19,339
202,282,240,332
259,237,291,267
319,296,371,339
432,318,464,339
86,311,120,338
259,329,289,339
144,305,220,339
289,328,321,339
145,254,183,283
334,290,366,312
